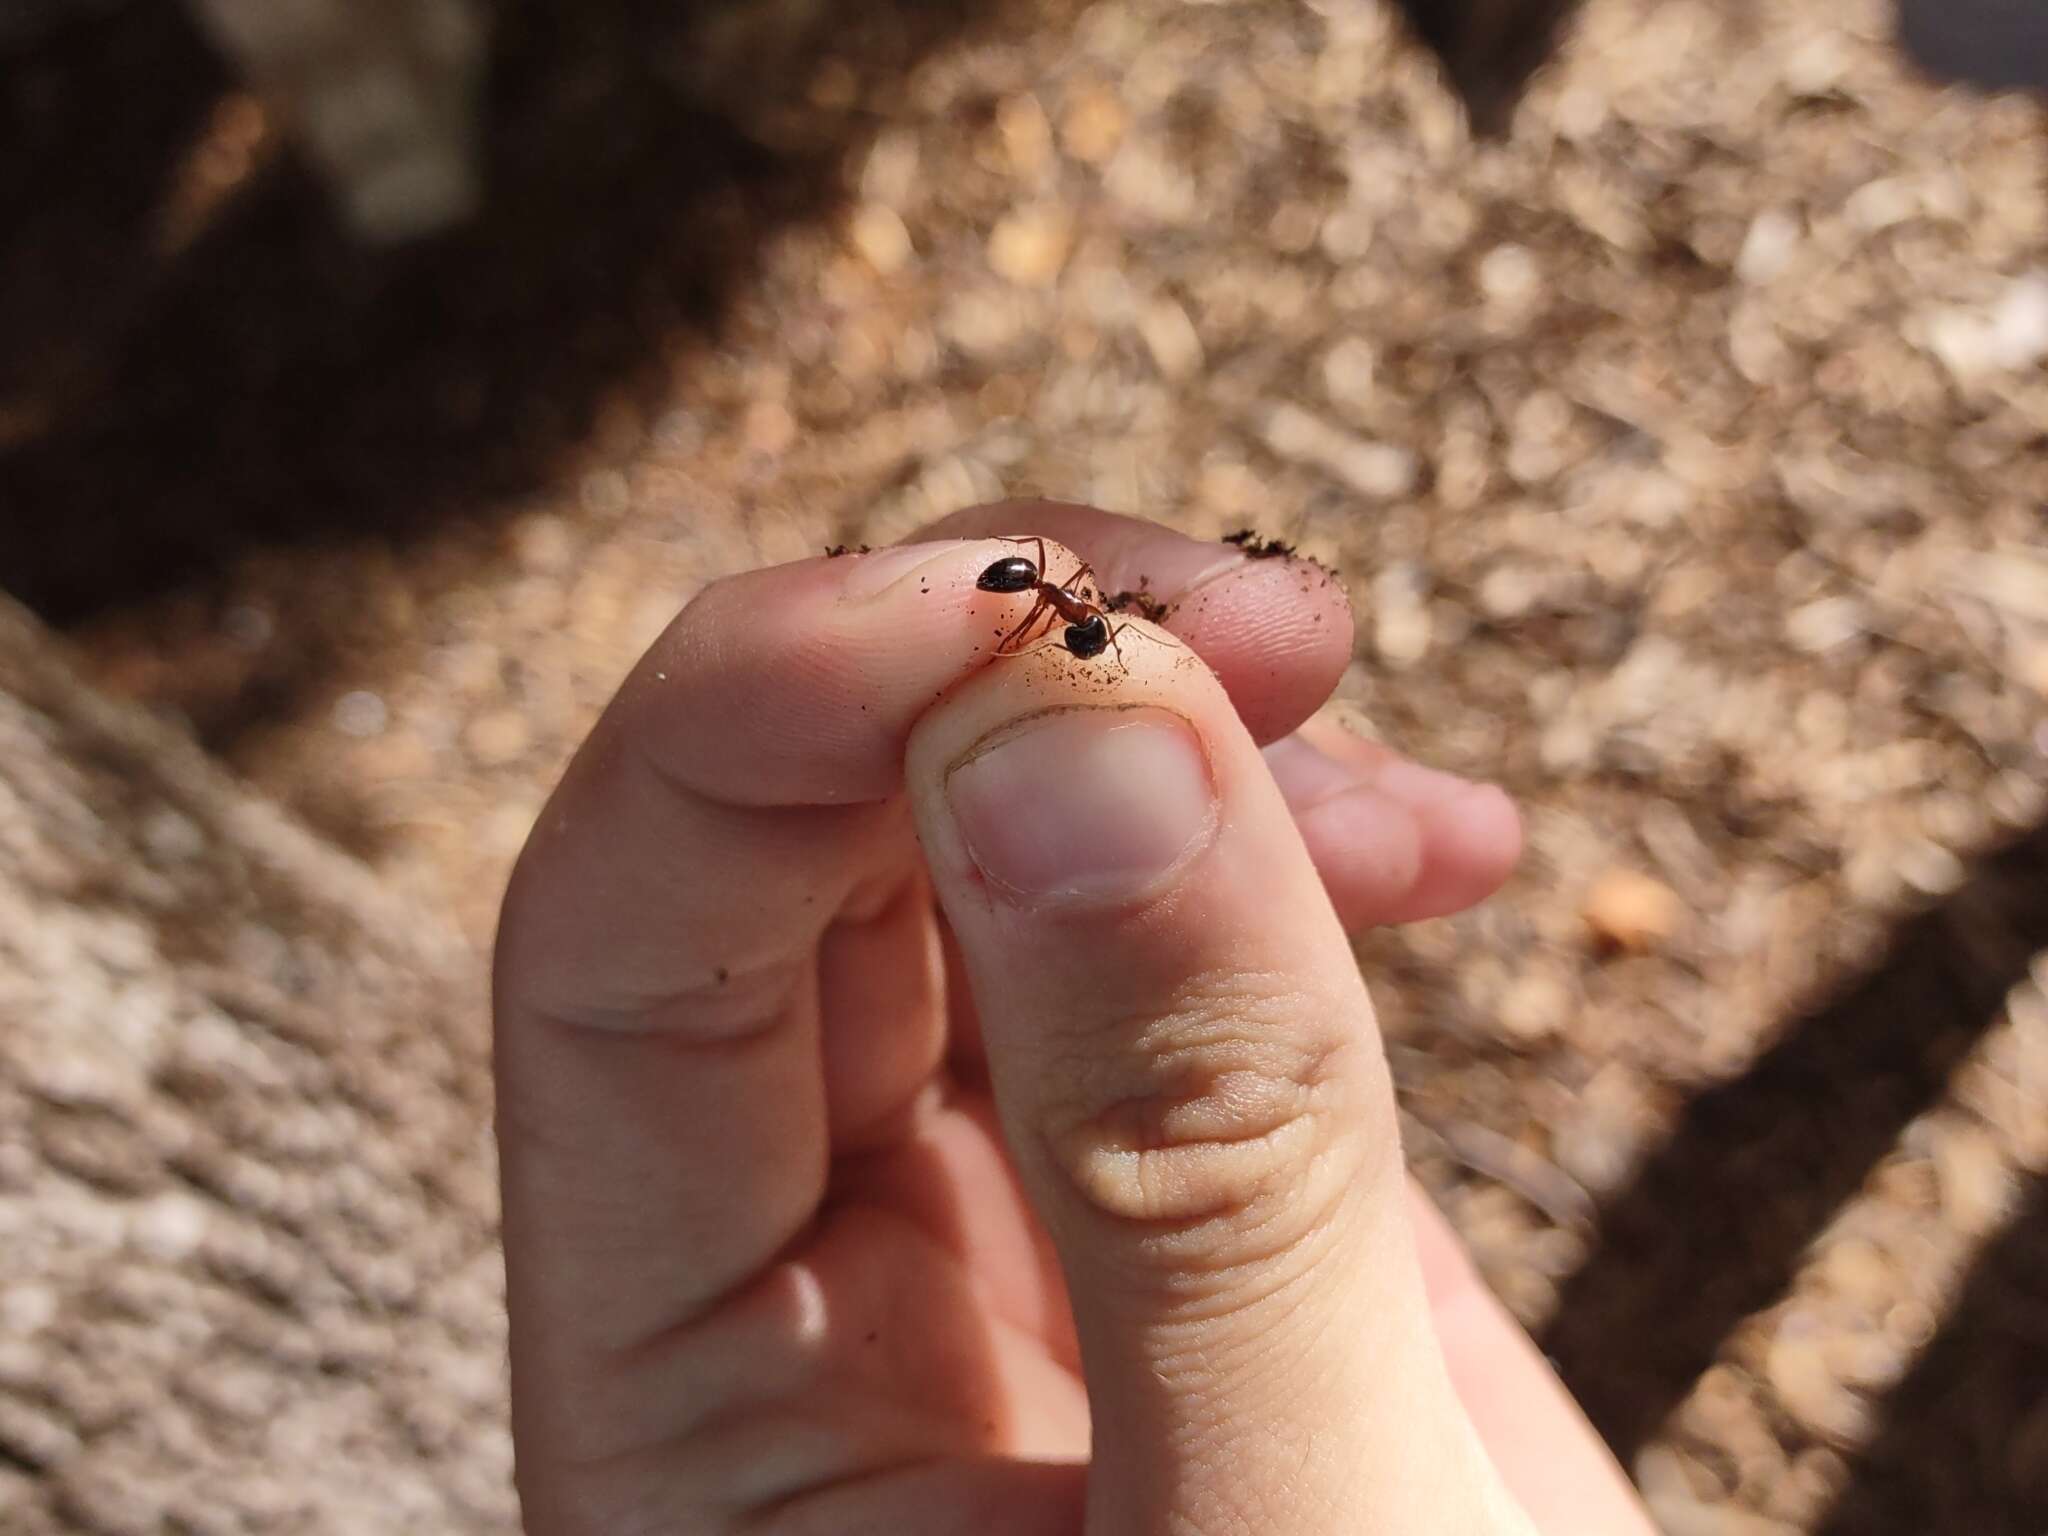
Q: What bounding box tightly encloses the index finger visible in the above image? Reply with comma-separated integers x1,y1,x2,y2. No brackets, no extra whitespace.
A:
496,537,1032,1371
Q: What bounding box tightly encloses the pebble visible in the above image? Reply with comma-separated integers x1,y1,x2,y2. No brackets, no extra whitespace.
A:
997,93,1053,178
742,400,797,456
651,408,703,455
1267,200,1321,254
1816,1236,1893,1311
1633,1442,1699,1506
859,127,919,207
128,1196,209,1269
1261,402,1418,499
1551,1065,1651,1197
1476,242,1542,306
849,203,914,275
331,691,388,738
987,205,1073,287
1649,1490,1803,1536
1137,296,1203,381
1735,207,1801,284
1774,1448,1849,1526
0,1282,55,1339
1766,1311,1868,1444
1370,561,1433,668
1103,135,1200,225
1825,1327,1909,1393
1505,390,1577,484
508,514,574,575
1729,301,1793,385
1477,564,1547,621
1319,206,1374,262
1883,1298,1938,1350
1320,336,1377,409
463,710,530,767
1844,176,1920,233
1923,270,2048,381
138,808,205,866
1895,837,1966,898
1496,965,1573,1045
577,468,630,518
1582,868,1684,953
1930,1120,2013,1234
1060,82,1127,165
941,290,1035,359
1784,595,1868,653
1782,27,1851,94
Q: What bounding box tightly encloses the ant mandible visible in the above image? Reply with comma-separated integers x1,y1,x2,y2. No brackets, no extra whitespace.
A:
974,536,1160,668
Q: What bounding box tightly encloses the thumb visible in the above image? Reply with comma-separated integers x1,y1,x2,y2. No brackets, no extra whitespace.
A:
907,604,1529,1535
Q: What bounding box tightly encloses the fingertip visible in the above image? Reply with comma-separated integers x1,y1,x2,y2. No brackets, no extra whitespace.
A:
1167,557,1354,743
1291,786,1428,932
1402,782,1523,922
1274,726,1522,929
1287,719,1524,920
626,536,1068,805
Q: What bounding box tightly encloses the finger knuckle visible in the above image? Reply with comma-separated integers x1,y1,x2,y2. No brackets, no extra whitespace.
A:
1036,972,1389,1270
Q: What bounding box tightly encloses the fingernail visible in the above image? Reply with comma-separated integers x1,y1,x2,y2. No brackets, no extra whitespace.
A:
946,708,1216,901
839,540,972,599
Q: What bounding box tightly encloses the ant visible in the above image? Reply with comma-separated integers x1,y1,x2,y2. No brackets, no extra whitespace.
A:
974,537,1167,668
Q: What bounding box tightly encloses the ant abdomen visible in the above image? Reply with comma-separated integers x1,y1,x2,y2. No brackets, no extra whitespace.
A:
975,557,1041,594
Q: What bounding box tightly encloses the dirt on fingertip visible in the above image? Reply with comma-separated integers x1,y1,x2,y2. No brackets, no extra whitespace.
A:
1222,527,1297,559
1105,587,1170,622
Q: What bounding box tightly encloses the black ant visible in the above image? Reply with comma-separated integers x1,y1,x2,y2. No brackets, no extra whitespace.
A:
974,537,1168,668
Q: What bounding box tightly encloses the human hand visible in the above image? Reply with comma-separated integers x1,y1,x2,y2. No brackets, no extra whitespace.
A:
493,502,1652,1535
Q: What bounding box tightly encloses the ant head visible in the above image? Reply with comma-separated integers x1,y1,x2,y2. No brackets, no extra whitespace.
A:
1064,617,1111,659
976,556,1041,594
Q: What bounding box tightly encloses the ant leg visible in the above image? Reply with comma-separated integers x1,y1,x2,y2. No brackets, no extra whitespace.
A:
997,534,1051,584
1009,629,1069,659
1130,624,1180,652
994,590,1053,652
1064,559,1102,606
1106,620,1180,670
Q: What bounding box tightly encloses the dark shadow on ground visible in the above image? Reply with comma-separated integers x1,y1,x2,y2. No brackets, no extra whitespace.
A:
1541,815,2048,1467
1898,0,2048,94
0,5,225,455
0,0,996,623
1388,0,1581,135
0,0,1569,629
1815,1170,2048,1536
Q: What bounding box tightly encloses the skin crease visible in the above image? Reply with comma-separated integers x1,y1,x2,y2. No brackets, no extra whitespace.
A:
492,502,1654,1536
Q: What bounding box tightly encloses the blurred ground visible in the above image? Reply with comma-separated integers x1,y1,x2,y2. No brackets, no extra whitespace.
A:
6,0,2048,1530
